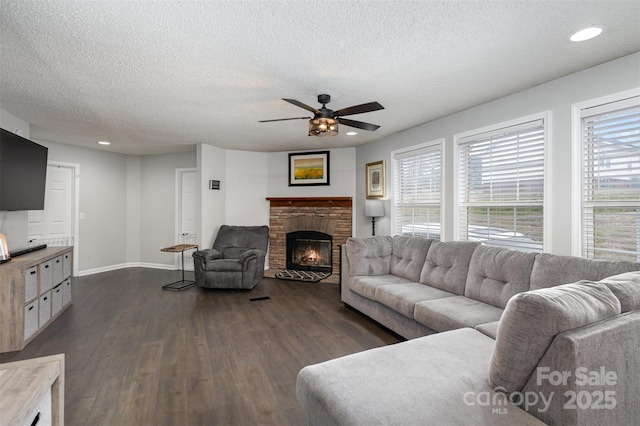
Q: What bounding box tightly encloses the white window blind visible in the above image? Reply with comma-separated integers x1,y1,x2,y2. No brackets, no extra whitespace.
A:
457,119,545,252
393,144,442,239
580,96,640,261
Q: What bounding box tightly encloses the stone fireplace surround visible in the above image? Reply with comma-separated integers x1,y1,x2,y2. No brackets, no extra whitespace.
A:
266,197,353,282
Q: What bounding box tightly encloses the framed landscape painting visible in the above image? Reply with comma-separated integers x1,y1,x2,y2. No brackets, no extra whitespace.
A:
289,151,330,186
366,160,385,198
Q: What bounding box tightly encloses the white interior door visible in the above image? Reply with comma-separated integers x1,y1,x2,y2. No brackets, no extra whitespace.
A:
28,164,74,246
176,168,197,271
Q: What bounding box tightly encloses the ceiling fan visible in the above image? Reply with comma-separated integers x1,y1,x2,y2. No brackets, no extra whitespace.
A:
259,94,384,137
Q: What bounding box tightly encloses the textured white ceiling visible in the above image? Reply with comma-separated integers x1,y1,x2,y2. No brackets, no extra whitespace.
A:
1,1,639,155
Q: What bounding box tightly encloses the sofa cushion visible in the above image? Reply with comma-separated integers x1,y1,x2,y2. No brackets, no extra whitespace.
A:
419,241,479,295
597,270,640,312
489,282,621,393
374,283,456,319
530,253,640,290
390,235,433,281
348,275,414,301
414,296,504,332
475,321,500,339
465,245,537,308
296,328,545,426
345,236,392,276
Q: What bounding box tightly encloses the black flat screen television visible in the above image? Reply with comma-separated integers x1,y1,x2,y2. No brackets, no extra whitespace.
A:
0,128,48,211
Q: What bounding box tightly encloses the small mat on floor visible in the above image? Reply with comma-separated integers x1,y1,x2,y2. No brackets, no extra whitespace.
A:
274,270,332,283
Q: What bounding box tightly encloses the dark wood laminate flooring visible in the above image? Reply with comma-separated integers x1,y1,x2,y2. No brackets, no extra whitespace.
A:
0,268,401,426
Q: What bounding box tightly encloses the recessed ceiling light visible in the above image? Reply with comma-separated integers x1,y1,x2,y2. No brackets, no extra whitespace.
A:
98,141,111,145
570,26,603,42
346,131,358,136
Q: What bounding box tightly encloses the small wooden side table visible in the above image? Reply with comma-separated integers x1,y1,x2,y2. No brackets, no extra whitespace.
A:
161,244,198,291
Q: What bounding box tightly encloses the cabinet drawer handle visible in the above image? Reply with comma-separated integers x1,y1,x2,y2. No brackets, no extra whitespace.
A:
43,297,48,301
30,412,40,426
30,270,36,275
29,306,34,311
56,259,60,263
44,265,49,269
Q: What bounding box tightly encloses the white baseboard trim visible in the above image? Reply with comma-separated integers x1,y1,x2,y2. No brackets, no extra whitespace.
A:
77,262,177,277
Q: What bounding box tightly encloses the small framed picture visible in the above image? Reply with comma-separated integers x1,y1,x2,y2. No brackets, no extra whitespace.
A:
288,151,330,186
366,160,385,198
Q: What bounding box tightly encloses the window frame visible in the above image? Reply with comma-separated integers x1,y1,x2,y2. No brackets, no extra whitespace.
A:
391,139,444,238
571,88,640,260
453,112,551,252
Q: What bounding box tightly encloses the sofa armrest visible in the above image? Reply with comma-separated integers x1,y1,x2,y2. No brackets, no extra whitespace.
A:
193,248,223,263
521,310,640,425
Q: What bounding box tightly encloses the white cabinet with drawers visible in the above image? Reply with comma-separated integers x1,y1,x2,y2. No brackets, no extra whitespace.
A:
0,247,73,353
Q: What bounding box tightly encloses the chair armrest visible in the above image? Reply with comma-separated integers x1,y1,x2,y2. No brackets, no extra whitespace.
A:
193,248,223,263
239,249,265,264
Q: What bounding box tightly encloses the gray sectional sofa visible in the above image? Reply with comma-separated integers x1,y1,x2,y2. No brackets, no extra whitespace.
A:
296,235,640,425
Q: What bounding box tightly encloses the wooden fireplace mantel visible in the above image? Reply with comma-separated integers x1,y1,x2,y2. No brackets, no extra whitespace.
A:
266,197,352,208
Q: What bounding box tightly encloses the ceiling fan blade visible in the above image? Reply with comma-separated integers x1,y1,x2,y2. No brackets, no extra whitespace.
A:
258,117,310,123
334,101,384,117
337,118,381,131
282,98,319,114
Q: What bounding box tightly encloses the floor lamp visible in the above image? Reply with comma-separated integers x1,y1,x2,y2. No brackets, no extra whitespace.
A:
364,199,385,236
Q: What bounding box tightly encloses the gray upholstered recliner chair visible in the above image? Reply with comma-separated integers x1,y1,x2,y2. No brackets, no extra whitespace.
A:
192,225,269,290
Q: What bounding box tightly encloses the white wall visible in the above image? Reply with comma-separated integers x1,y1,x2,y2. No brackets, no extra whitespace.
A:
225,150,269,226
355,52,640,256
34,141,130,272
267,147,356,198
139,151,196,266
191,146,357,262
197,143,226,249
0,110,29,137
125,156,141,264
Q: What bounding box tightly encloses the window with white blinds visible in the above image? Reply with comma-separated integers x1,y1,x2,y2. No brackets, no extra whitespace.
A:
457,118,545,252
393,142,442,239
579,96,640,261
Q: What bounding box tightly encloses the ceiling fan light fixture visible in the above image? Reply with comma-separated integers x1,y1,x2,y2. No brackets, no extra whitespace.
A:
309,117,338,137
